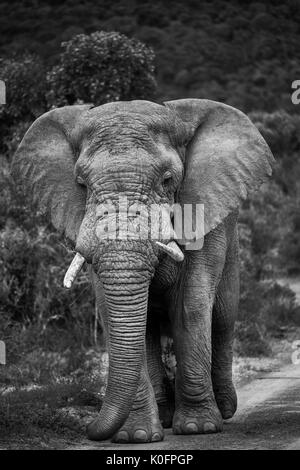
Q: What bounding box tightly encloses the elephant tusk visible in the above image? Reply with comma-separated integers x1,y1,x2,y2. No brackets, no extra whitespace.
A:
155,240,184,262
63,253,86,289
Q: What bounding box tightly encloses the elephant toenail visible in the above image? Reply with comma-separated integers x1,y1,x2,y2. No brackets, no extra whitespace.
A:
152,432,162,442
185,422,198,433
134,429,148,442
115,431,129,443
203,422,216,433
223,409,233,419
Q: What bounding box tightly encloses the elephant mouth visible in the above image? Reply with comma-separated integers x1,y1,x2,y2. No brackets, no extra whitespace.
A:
63,239,184,289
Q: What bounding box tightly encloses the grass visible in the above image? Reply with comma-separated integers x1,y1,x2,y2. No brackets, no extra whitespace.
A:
233,325,300,387
1,325,299,449
0,345,108,449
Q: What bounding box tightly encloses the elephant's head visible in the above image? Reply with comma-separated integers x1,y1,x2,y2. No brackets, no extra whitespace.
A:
12,99,274,439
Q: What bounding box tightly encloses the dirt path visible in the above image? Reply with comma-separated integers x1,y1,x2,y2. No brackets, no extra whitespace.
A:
67,361,300,450
67,278,299,450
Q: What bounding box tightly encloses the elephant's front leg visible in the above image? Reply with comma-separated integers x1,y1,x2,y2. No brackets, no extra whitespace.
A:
171,257,223,434
112,352,164,443
172,293,223,434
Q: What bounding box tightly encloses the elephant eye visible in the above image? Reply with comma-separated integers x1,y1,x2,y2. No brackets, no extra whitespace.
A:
76,175,86,187
162,171,172,187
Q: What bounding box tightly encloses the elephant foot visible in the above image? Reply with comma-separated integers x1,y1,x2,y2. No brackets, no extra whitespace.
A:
158,401,174,428
112,406,164,444
173,401,223,435
213,379,237,419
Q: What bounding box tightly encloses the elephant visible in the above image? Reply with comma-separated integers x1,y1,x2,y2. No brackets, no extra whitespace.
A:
12,99,274,443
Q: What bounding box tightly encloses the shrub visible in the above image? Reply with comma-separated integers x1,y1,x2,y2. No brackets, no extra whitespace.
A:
0,158,98,362
251,111,300,195
0,55,47,154
239,181,290,279
0,55,46,123
234,321,272,357
0,32,157,157
0,223,96,350
237,215,298,356
249,111,300,275
46,31,157,107
278,194,300,275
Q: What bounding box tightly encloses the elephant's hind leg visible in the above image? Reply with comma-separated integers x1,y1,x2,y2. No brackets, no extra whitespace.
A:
146,317,174,428
212,233,239,419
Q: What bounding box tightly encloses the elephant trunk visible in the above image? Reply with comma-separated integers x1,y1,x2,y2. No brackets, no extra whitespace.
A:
86,246,154,440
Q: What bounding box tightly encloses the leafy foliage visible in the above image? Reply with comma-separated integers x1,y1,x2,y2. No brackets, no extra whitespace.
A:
0,55,47,153
249,112,300,277
237,221,298,357
0,156,97,363
0,0,300,111
0,55,46,123
46,31,157,107
0,30,157,155
234,109,300,355
250,111,300,195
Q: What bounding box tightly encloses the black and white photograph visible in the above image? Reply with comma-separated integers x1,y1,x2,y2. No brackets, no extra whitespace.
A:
0,0,300,454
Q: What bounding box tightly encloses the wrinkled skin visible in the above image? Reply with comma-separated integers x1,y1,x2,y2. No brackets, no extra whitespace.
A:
12,99,274,443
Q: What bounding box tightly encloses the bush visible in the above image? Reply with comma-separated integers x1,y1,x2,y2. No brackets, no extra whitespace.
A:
0,32,157,157
234,321,272,357
0,157,99,363
0,55,47,154
249,111,300,275
46,31,157,107
237,215,298,356
278,194,300,275
0,224,97,354
1,1,300,112
0,55,46,123
251,111,300,195
239,181,290,279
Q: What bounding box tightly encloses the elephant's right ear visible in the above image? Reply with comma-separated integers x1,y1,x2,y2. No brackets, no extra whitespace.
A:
11,105,92,245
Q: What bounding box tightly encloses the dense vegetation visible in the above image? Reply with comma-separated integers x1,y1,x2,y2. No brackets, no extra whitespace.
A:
1,0,300,111
0,3,300,439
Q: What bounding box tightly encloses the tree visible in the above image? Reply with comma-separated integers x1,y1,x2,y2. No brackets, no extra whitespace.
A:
0,54,47,155
46,31,157,107
0,54,46,123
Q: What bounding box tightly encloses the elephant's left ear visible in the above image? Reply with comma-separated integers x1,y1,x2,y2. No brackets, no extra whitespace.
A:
165,99,274,237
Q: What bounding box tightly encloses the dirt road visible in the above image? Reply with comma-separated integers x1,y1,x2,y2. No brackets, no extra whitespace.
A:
68,361,300,450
